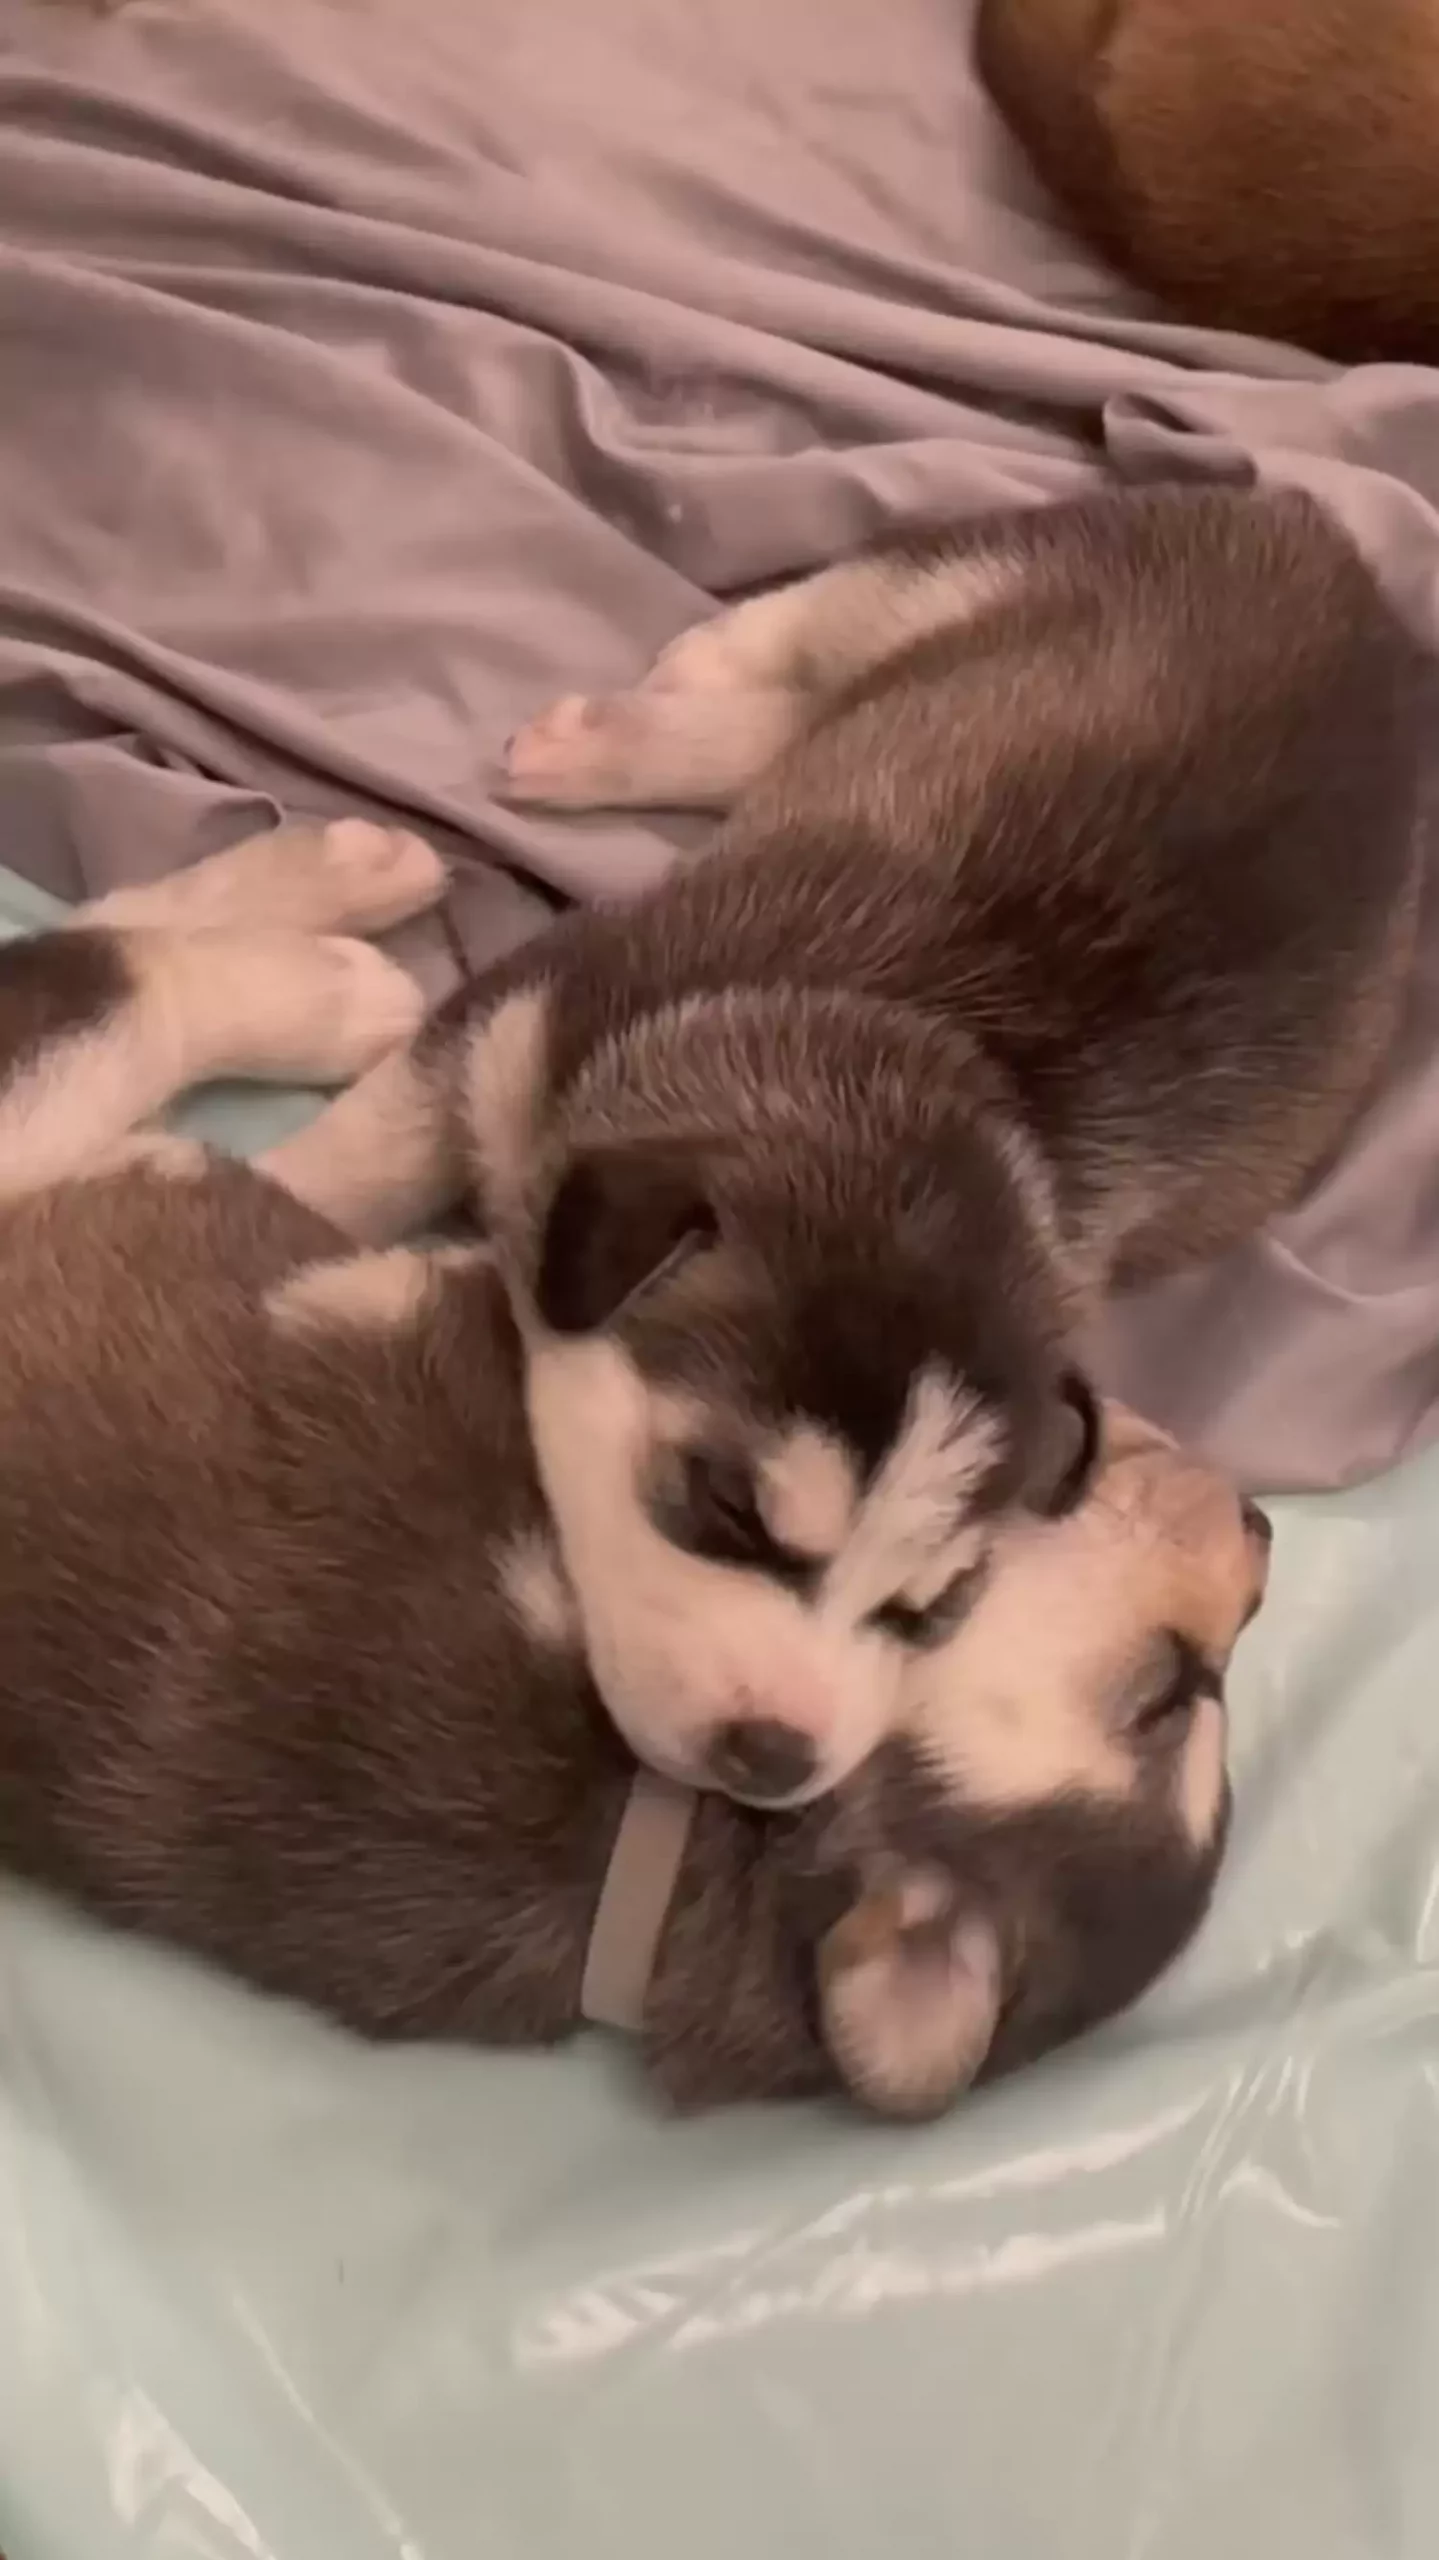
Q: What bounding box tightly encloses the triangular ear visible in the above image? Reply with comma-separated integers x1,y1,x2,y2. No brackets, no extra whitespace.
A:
534,1140,719,1335
817,1873,1002,2120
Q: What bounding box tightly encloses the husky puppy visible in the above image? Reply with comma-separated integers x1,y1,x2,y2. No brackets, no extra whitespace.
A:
976,0,1439,367
266,484,1422,1812
0,826,1269,2118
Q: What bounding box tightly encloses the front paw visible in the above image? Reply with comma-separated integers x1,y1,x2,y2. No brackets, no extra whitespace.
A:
306,820,448,933
266,937,427,1082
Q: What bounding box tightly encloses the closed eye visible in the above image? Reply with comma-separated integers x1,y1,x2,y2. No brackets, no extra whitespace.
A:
867,1566,985,1650
1132,1632,1222,1734
662,1448,817,1590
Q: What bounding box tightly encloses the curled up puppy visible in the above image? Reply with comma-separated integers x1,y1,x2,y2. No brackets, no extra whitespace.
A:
269,483,1425,1813
974,0,1439,368
0,826,1269,2118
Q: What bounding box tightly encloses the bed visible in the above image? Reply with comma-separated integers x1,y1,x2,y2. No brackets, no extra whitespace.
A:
2,3,1439,2553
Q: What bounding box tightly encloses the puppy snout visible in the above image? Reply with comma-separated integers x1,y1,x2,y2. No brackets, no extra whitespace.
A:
1241,1498,1273,1551
1241,1497,1273,1619
705,1717,818,1806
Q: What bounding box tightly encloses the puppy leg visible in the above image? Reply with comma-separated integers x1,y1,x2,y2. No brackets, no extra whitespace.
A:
258,942,560,1243
256,1039,462,1242
504,685,807,810
147,926,426,1086
81,817,447,939
263,1238,492,1337
640,570,878,700
645,535,1021,699
502,572,839,809
503,539,1015,811
0,925,424,1202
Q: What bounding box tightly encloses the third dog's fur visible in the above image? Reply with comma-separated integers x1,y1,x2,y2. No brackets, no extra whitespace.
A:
975,0,1439,366
0,825,1270,2119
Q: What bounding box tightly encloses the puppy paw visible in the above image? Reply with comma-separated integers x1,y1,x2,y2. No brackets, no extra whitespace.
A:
305,819,448,934
303,938,428,1077
505,677,804,813
147,927,428,1092
233,936,426,1085
503,693,645,807
107,820,448,938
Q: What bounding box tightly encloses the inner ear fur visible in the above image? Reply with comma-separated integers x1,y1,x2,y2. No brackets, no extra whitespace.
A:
817,1871,1003,2122
533,1138,721,1336
1032,1367,1102,1519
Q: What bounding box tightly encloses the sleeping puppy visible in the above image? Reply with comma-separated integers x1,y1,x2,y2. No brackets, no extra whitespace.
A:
976,0,1439,367
0,828,1270,2118
265,483,1422,1812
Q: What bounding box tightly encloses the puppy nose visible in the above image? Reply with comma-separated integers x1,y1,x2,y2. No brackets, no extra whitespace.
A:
1241,1498,1273,1550
705,1717,818,1806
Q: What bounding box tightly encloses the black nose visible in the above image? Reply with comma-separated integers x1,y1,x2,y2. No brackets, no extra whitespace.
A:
705,1718,818,1806
1241,1498,1273,1549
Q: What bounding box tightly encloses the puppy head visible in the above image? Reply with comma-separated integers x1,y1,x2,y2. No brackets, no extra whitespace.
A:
643,1406,1270,2116
514,1002,1096,1807
811,1407,1270,2116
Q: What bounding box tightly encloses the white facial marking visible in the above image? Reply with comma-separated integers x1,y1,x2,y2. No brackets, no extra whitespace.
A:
523,1348,1006,1798
525,1329,1245,1831
524,1335,905,1798
823,1368,1001,1624
760,1426,857,1559
1178,1692,1228,1847
498,1531,580,1650
266,1247,435,1335
902,1434,1250,1823
903,1508,1139,1815
463,989,550,1230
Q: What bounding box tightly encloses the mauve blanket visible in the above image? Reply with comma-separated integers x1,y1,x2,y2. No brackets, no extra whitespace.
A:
2,0,1438,1490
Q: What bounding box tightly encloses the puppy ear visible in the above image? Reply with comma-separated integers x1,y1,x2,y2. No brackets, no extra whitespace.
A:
1031,1368,1102,1519
534,1141,719,1335
1100,1400,1177,1463
817,1873,1002,2120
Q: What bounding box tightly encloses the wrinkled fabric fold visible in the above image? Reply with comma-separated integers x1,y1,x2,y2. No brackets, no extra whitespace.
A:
3,0,1439,1482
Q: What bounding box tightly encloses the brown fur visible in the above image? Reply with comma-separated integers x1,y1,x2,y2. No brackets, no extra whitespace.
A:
474,486,1424,1353
976,0,1439,364
0,865,1265,2118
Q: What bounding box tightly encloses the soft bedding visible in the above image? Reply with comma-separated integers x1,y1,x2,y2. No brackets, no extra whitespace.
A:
4,5,1439,2555
2,0,1439,1488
